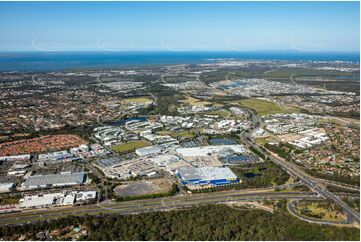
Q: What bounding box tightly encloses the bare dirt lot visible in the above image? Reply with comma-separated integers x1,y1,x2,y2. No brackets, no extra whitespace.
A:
114,178,172,197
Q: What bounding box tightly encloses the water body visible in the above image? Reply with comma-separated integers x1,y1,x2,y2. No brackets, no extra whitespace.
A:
0,51,359,72
335,75,360,80
243,172,261,178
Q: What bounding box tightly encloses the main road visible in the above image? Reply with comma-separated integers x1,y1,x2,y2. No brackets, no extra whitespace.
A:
0,189,316,226
240,109,360,224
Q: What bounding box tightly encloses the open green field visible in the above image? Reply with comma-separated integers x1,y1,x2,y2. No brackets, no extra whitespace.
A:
262,68,355,79
156,130,197,139
183,96,211,106
171,131,196,139
111,140,150,153
205,109,231,118
122,97,152,104
239,99,286,116
295,201,346,222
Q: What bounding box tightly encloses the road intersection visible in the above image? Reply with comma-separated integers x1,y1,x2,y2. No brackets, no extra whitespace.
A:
240,110,360,225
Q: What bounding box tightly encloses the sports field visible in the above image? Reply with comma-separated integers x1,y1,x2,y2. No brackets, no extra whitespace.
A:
110,140,150,153
239,99,286,116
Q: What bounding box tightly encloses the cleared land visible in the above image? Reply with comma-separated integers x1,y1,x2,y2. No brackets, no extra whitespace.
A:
239,99,286,116
110,140,150,154
114,178,172,197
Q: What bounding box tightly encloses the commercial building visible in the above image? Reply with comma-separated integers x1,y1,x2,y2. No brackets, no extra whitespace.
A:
37,150,79,164
75,191,97,201
150,154,191,174
176,167,239,186
22,172,86,189
19,193,61,209
176,145,246,157
18,190,96,209
94,126,123,145
0,183,15,193
135,145,162,156
0,154,30,162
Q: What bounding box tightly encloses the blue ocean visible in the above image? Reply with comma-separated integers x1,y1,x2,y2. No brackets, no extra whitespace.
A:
0,51,359,72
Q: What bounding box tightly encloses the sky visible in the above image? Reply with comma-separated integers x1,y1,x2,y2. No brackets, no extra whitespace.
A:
0,1,359,52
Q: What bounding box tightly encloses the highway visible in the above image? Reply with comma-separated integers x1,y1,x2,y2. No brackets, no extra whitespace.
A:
0,109,358,227
0,190,317,226
240,110,360,225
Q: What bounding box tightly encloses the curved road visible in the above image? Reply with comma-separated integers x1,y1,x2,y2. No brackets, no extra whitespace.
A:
240,110,360,225
287,200,354,226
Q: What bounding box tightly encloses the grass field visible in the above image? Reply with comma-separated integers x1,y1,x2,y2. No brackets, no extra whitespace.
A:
156,130,197,139
156,130,173,136
255,137,277,145
110,140,150,153
183,96,211,106
205,109,231,118
239,99,286,116
122,97,152,104
296,202,346,221
171,130,197,139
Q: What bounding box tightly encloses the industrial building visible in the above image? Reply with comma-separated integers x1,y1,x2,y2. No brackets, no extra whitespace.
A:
19,193,62,209
176,167,239,186
22,172,86,189
176,145,246,157
0,154,30,162
18,190,96,209
94,126,123,146
0,183,15,193
37,150,80,164
135,145,162,156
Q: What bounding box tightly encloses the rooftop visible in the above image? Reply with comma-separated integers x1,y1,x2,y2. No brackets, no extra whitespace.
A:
177,167,238,181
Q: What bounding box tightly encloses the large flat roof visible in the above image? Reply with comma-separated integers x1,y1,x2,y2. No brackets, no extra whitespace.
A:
177,167,238,181
19,193,61,208
23,172,85,187
176,145,246,157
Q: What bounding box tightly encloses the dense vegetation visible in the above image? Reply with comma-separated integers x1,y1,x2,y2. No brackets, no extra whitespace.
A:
1,204,358,240
306,168,360,187
232,162,290,188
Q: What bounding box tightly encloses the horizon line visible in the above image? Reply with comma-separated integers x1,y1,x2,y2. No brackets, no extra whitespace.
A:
0,50,359,54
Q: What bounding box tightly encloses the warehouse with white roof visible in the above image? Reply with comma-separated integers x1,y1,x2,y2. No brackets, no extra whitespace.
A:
22,172,86,189
176,167,239,186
